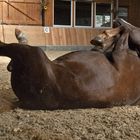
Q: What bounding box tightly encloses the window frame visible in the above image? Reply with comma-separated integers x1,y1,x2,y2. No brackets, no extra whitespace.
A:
53,0,113,28
53,0,73,27
74,1,94,28
94,2,113,28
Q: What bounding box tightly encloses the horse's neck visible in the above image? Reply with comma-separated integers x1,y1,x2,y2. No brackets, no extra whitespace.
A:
109,32,129,70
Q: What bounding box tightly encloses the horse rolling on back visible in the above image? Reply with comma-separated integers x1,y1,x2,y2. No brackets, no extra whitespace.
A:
0,28,140,110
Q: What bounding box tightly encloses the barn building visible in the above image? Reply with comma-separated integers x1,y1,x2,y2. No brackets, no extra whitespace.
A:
0,0,140,49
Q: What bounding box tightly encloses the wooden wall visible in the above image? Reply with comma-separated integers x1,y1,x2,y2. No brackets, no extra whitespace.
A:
45,0,140,27
0,25,104,46
44,27,103,46
45,0,53,26
0,0,139,47
128,0,140,27
0,0,41,25
44,0,113,27
119,0,140,27
0,0,140,27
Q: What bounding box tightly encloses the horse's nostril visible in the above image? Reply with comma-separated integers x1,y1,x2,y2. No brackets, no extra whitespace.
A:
90,37,103,46
94,37,103,43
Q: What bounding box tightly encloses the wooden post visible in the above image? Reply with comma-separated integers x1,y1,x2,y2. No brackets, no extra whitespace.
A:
42,9,45,26
114,0,119,19
41,0,47,26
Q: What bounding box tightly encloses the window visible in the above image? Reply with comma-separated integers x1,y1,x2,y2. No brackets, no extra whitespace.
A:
118,7,128,21
75,1,92,27
53,0,113,28
95,3,112,27
54,0,72,26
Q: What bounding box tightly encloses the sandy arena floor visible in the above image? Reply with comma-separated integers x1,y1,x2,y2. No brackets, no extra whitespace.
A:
0,51,140,140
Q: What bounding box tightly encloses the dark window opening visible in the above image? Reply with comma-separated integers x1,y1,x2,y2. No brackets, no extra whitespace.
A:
118,7,128,21
75,1,92,26
54,0,71,26
96,3,111,27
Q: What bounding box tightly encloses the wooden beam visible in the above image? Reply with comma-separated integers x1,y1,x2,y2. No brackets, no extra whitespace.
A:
114,0,119,19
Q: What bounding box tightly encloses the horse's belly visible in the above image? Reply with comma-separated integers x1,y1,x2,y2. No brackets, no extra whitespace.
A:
82,63,118,92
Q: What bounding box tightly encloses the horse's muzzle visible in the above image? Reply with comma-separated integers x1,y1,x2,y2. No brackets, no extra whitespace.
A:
90,36,104,46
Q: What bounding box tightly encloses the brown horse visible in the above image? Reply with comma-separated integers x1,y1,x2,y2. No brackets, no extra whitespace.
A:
91,18,140,56
0,28,140,110
114,18,140,56
90,26,123,52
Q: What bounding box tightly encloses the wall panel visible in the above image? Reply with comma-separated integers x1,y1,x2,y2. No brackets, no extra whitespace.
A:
1,25,104,46
45,0,53,26
44,27,104,46
128,0,140,27
0,0,41,25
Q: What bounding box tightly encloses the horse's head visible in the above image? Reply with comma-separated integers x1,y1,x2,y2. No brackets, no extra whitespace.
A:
91,18,138,53
90,27,123,52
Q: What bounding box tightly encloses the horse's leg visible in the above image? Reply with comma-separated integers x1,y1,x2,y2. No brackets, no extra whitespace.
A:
7,61,13,72
7,29,28,72
114,18,136,30
15,28,28,44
